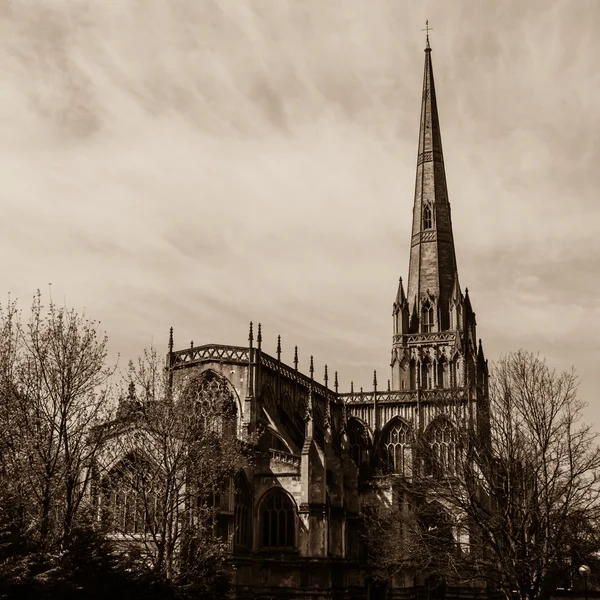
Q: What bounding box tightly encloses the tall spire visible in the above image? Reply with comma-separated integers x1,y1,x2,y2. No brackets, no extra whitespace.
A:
405,33,458,332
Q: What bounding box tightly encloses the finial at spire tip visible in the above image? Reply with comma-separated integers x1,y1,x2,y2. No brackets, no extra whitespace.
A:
422,19,432,51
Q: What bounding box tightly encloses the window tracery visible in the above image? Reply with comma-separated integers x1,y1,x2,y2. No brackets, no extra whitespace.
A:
102,453,159,535
260,489,296,549
193,371,237,435
382,419,412,476
427,419,458,476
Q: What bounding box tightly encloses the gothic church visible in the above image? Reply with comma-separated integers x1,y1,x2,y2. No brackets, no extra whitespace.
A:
104,36,489,600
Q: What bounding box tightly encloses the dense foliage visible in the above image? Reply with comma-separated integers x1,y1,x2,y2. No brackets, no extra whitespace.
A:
0,294,240,599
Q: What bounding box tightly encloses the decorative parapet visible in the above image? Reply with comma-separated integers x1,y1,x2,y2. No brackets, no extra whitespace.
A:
170,345,336,401
393,331,458,346
340,387,469,405
259,352,337,403
269,449,301,467
171,344,249,368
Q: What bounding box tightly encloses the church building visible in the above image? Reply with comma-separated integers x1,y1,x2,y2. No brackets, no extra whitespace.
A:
100,35,490,600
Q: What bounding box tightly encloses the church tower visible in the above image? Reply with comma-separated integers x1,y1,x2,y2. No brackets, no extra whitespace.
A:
391,34,488,435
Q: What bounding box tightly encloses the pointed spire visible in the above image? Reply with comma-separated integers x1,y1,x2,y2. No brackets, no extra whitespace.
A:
350,381,354,395
248,321,254,347
294,345,299,370
387,379,391,392
257,323,262,350
309,355,314,379
276,335,281,361
168,327,174,353
334,371,339,394
190,340,194,349
405,33,458,332
324,365,329,388
373,370,378,389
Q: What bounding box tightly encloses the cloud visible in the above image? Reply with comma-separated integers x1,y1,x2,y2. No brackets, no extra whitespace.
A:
1,0,600,423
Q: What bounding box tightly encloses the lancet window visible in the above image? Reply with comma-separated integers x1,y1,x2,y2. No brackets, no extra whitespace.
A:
424,205,433,229
260,489,296,549
382,419,412,476
422,301,434,333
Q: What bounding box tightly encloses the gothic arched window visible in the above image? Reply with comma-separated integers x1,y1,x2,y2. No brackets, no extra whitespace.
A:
192,371,237,436
422,301,434,333
260,489,296,549
102,453,159,535
424,205,433,230
427,420,458,477
347,418,371,467
382,419,412,476
234,474,252,549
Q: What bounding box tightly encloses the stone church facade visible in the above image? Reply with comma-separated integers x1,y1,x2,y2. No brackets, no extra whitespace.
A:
100,37,490,600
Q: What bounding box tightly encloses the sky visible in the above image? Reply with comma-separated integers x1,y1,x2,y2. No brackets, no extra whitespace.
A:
1,1,600,423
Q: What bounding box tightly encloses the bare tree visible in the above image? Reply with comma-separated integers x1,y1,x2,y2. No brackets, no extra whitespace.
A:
363,351,600,600
97,348,249,589
0,292,115,551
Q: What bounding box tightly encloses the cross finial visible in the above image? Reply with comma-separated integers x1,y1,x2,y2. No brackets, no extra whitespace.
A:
422,19,433,49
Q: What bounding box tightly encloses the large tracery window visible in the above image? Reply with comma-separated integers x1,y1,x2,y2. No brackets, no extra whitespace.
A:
260,489,296,549
102,453,159,535
427,419,458,477
193,371,237,436
382,419,412,476
234,474,252,549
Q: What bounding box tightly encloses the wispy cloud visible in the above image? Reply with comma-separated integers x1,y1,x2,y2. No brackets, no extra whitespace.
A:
1,0,599,422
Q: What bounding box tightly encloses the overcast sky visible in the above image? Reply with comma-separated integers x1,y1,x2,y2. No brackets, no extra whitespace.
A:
2,1,599,423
